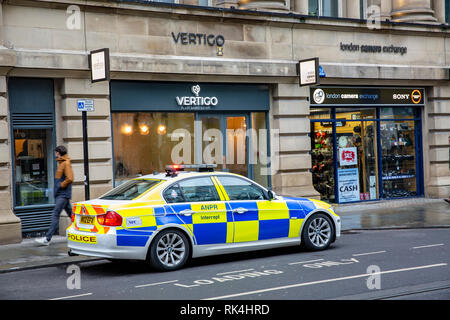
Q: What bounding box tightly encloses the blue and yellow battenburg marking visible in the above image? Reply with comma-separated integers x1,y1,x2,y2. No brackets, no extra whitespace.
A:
227,200,307,242
172,202,233,245
71,196,333,248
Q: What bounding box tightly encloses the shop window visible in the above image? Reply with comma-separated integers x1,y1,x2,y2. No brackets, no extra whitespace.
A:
13,129,54,207
251,112,269,188
112,112,195,186
335,108,376,120
309,0,340,17
380,107,415,119
310,107,332,119
446,0,450,24
310,121,334,202
150,0,178,3
310,105,421,203
380,121,417,198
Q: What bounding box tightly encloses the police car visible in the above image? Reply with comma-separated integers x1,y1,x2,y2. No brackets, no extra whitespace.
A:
67,164,341,271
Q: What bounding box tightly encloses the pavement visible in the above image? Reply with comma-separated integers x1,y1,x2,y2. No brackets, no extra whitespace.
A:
0,198,449,274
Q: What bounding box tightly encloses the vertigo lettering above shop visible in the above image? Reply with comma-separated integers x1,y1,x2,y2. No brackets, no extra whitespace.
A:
340,42,407,56
171,32,225,47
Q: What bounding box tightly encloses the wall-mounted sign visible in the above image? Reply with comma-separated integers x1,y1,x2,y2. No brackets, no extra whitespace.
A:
340,42,407,56
318,65,326,78
77,99,94,112
297,57,319,87
337,167,360,203
310,87,425,106
89,48,110,83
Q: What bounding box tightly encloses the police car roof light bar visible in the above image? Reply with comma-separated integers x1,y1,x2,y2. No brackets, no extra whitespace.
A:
165,164,217,176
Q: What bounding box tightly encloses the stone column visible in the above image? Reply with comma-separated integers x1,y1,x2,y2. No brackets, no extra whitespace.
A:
215,0,239,8
391,0,438,23
59,79,113,201
380,0,392,21
238,0,289,12
345,0,361,19
181,0,199,5
425,86,450,198
0,76,22,244
293,0,308,14
271,83,320,199
432,0,446,23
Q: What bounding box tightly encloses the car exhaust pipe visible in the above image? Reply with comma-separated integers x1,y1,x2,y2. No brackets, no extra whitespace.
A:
68,249,78,257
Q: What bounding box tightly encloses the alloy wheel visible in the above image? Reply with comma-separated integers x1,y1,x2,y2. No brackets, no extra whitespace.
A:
156,232,186,267
307,216,332,248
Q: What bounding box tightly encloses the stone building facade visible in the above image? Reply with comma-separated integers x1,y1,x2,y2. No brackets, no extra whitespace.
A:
0,0,449,244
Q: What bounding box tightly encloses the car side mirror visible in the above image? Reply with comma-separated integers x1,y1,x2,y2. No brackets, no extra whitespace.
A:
267,190,275,201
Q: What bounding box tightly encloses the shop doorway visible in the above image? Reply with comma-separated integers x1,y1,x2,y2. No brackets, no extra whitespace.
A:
198,114,249,177
335,118,379,203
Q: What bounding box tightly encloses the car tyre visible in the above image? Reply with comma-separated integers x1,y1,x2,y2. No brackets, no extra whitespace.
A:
301,213,334,251
148,229,190,271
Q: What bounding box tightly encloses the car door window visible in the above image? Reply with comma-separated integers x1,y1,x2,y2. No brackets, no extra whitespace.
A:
163,184,185,203
178,177,220,202
216,176,265,201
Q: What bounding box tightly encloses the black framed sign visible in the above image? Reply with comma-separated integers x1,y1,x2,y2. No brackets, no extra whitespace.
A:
89,48,110,83
297,57,320,87
310,87,425,106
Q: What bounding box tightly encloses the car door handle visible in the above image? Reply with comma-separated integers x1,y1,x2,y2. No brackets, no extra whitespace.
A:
180,209,194,216
232,207,248,214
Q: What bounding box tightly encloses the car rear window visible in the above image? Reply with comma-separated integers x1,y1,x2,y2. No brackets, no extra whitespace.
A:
100,179,162,200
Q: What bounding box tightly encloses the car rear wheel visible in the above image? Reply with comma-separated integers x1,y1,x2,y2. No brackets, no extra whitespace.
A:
301,213,334,251
148,229,190,271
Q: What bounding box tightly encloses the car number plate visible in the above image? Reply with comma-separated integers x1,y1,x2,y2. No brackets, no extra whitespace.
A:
80,216,95,224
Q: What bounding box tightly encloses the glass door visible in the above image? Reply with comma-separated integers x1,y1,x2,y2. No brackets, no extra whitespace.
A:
335,108,379,203
198,114,248,177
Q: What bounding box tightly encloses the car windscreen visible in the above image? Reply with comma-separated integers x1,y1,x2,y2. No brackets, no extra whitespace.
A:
100,179,162,200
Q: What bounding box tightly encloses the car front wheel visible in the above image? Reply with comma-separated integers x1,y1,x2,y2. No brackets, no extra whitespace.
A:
301,213,334,251
148,229,190,271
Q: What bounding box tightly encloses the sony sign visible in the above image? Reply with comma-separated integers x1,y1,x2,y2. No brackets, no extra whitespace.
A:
176,85,219,110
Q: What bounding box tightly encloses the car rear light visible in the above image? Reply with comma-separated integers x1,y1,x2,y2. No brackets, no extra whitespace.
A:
71,214,75,223
97,210,123,226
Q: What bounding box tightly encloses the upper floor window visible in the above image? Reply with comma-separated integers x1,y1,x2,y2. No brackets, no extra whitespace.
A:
309,0,340,18
446,0,450,24
150,0,213,5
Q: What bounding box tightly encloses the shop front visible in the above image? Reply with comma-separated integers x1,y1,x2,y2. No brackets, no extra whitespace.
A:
8,78,56,233
110,81,271,188
309,87,424,203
